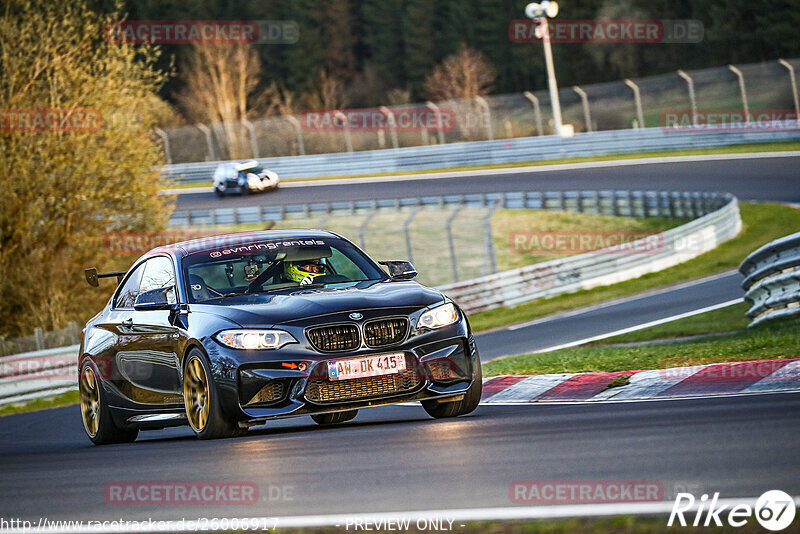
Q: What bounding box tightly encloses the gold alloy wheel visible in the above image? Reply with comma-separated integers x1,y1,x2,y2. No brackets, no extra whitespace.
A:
79,367,100,437
184,358,210,432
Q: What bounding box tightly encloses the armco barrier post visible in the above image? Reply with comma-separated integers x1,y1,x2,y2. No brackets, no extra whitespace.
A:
728,65,750,122
778,59,800,126
677,70,698,126
196,124,217,161
285,115,305,155
446,205,464,283
573,86,592,132
403,208,421,264
34,328,44,351
474,96,493,141
242,119,259,158
154,128,172,164
523,91,544,136
624,79,645,129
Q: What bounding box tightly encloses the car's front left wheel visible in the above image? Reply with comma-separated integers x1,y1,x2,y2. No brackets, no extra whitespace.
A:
79,361,138,445
183,349,244,440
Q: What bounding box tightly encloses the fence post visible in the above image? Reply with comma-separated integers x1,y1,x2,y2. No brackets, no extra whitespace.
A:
403,207,421,263
523,91,544,136
624,79,645,129
778,59,800,127
474,96,493,140
728,65,750,122
334,111,353,152
425,101,446,145
285,115,305,155
446,205,464,283
572,86,592,132
68,321,81,344
154,128,172,164
34,327,45,351
359,211,377,250
677,70,698,126
196,124,217,161
380,107,399,149
242,119,259,158
482,200,502,275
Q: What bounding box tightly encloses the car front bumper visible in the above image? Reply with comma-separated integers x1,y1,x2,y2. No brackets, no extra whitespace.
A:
203,319,479,425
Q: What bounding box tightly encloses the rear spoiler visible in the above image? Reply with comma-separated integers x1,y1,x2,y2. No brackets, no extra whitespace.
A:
85,267,127,287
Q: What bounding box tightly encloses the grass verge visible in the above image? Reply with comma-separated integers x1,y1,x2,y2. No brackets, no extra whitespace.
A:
469,202,800,333
0,390,78,417
161,140,800,190
594,302,750,344
482,314,799,377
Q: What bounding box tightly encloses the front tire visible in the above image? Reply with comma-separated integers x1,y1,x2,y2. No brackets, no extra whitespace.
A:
311,410,358,425
79,361,138,445
214,186,225,197
422,362,482,419
183,349,244,440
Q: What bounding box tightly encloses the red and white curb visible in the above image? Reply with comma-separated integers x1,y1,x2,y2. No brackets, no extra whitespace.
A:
481,359,800,403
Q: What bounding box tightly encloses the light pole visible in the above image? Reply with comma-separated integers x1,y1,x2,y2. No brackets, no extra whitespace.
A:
525,1,569,136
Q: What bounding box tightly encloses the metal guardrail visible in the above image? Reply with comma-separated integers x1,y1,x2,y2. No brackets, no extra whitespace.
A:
440,193,740,313
0,345,79,408
740,232,800,327
169,189,730,228
161,126,800,183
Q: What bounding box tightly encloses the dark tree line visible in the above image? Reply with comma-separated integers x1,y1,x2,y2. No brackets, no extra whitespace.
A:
117,0,800,109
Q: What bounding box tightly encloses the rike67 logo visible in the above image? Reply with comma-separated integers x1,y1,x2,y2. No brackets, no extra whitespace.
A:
669,490,796,531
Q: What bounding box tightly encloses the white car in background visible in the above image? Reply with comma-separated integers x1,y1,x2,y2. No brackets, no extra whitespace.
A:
213,160,280,197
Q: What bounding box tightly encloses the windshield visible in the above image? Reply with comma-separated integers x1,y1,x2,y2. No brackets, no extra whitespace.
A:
182,237,387,303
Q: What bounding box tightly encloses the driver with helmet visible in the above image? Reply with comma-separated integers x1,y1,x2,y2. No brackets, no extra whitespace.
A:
284,258,327,285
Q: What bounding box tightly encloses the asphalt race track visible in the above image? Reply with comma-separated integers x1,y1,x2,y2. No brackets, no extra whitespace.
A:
475,271,743,361
174,155,800,210
2,394,799,522
1,154,799,525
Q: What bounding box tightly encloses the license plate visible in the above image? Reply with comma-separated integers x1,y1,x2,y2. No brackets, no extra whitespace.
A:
327,353,406,381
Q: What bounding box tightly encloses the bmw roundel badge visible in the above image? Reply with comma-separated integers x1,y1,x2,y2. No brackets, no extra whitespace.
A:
349,312,364,320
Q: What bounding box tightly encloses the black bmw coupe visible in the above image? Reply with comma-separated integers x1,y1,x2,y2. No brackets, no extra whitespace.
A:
79,230,482,444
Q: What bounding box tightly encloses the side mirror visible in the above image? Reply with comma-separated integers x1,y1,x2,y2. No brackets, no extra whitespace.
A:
134,286,178,311
379,261,417,281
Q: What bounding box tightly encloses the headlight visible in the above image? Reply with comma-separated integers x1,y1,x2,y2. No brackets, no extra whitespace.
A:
417,302,459,330
215,329,296,350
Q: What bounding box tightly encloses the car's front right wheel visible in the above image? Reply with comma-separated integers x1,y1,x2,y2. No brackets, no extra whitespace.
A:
183,349,244,440
421,362,482,419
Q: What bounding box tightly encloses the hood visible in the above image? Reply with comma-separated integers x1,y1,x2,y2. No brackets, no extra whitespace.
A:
189,280,445,327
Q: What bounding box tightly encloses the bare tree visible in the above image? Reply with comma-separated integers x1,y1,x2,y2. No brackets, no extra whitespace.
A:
255,82,296,117
423,46,496,101
178,43,260,159
301,69,348,110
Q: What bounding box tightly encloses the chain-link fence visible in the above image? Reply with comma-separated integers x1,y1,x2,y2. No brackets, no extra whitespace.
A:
0,322,82,357
159,58,800,163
